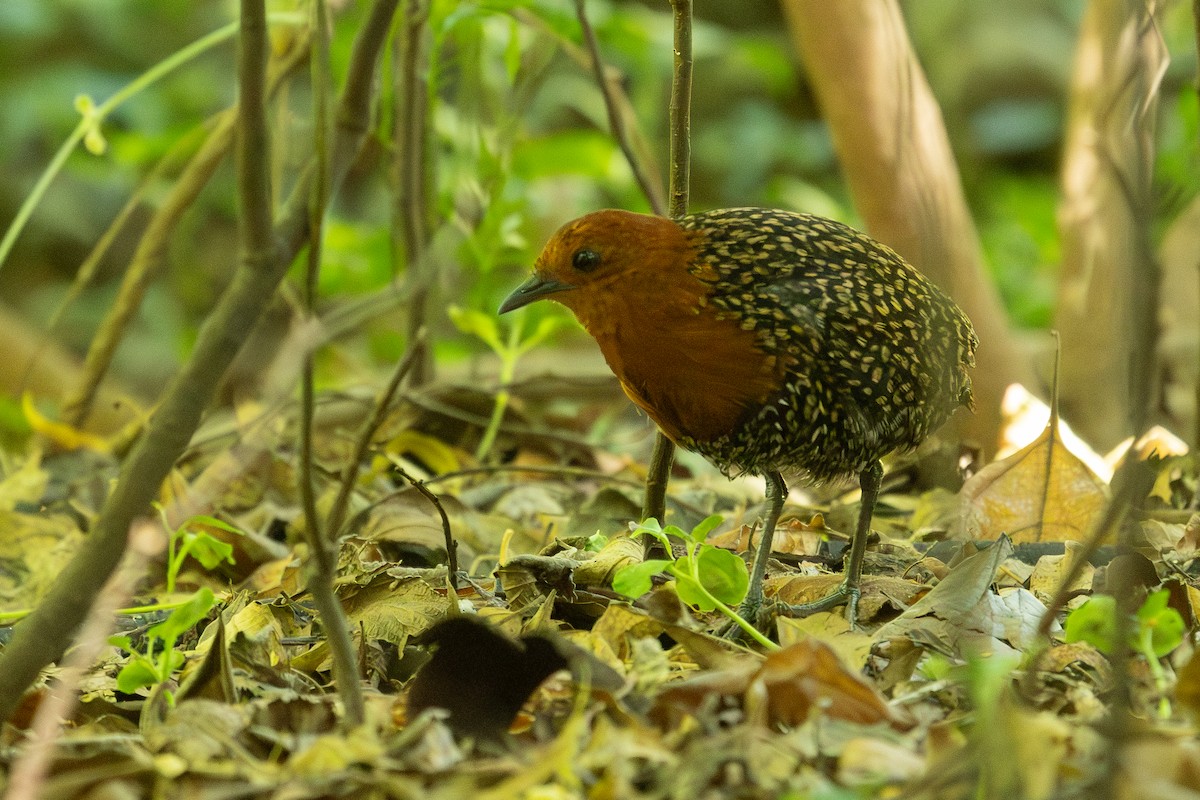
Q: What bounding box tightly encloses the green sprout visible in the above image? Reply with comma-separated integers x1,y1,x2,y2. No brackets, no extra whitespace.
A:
156,505,240,594
1064,588,1185,718
613,516,776,649
107,511,243,700
448,305,563,462
110,587,216,702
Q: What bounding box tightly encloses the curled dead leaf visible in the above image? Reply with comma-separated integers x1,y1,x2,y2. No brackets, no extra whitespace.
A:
653,638,908,730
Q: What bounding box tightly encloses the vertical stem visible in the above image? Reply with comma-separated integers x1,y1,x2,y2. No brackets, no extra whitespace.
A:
300,0,332,573
327,333,425,541
641,0,692,529
641,436,675,527
475,321,520,463
573,0,667,217
666,0,692,219
299,0,365,729
394,0,433,385
1193,0,1200,458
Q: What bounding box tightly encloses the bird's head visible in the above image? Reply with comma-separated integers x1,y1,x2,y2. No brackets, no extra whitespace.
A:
498,209,696,315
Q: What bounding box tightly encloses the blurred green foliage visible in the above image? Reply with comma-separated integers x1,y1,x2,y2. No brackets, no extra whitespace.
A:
1,0,1197,398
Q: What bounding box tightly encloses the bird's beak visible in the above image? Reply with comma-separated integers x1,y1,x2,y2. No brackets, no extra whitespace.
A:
498,274,575,314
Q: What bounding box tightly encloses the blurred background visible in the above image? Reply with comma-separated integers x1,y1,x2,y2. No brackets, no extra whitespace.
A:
0,0,1196,463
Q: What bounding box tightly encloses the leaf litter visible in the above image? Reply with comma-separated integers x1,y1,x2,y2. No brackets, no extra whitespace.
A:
1,382,1199,800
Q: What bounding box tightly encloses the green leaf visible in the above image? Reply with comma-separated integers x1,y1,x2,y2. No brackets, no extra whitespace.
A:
1066,591,1186,659
612,560,672,599
159,648,186,675
673,547,749,611
520,316,565,351
116,658,162,694
179,515,244,537
147,588,215,643
629,519,670,550
502,16,521,81
689,514,724,544
583,533,607,552
108,635,134,652
447,305,504,353
1063,595,1117,653
1137,589,1186,658
181,531,235,570
633,519,664,536
660,525,688,541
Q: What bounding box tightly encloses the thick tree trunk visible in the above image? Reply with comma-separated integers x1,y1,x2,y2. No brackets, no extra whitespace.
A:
1054,0,1164,449
782,0,1032,457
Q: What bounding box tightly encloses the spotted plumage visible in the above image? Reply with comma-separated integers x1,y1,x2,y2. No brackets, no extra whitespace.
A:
499,207,978,628
675,208,976,482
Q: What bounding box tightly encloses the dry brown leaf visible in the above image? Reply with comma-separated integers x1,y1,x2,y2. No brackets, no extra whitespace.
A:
709,513,829,556
0,509,86,610
653,639,905,730
837,736,925,785
496,554,577,611
751,639,906,728
776,614,874,671
591,601,672,661
881,536,1049,658
1028,544,1094,604
958,412,1108,543
769,574,927,623
1039,641,1109,679
572,533,642,585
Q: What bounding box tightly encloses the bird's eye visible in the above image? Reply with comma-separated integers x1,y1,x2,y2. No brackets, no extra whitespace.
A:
572,249,601,272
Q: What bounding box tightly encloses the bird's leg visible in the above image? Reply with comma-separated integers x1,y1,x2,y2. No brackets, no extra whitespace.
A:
642,432,677,559
736,470,787,627
780,460,883,627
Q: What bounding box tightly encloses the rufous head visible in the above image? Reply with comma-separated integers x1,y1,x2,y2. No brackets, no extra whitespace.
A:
498,209,693,315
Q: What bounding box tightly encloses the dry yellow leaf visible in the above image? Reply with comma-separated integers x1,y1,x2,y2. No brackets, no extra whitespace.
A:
958,416,1108,542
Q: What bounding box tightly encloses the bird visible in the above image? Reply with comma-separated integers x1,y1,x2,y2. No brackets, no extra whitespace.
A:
499,208,977,627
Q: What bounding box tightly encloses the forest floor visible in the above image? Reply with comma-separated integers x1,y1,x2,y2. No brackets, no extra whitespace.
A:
1,375,1198,800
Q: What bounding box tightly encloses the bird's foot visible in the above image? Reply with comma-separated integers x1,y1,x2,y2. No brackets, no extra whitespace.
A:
717,592,774,642
777,580,861,629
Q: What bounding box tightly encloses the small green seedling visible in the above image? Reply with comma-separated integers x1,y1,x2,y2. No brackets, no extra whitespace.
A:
1064,588,1185,718
159,506,240,593
110,587,216,701
448,305,563,462
613,516,775,649
108,510,242,700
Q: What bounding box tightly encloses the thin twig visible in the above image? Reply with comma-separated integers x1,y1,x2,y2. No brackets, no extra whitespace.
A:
327,330,427,539
666,0,692,220
296,0,366,729
641,437,676,526
61,43,313,428
642,0,692,527
513,8,664,204
1030,460,1154,643
393,463,459,590
32,126,202,394
235,0,273,274
299,0,334,572
1193,0,1200,455
395,0,433,385
422,463,645,491
573,0,666,217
